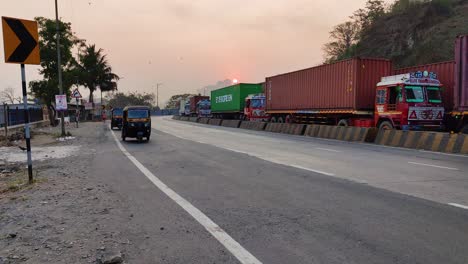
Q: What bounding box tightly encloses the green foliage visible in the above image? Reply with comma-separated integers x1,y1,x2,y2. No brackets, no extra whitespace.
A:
324,0,385,62
108,92,155,108
76,44,120,103
165,93,196,109
324,0,468,67
29,17,79,107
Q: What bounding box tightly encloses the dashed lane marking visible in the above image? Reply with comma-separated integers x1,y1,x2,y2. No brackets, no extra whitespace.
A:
408,162,459,171
110,130,262,264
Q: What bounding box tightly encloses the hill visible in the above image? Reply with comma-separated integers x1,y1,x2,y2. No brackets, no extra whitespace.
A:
353,0,468,68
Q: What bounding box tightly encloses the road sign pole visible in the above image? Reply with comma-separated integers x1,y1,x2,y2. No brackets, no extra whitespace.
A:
76,98,79,128
21,64,33,184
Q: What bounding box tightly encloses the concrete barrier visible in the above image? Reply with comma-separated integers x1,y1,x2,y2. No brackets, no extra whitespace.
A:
189,117,199,122
304,125,376,142
208,118,222,126
179,116,189,121
221,120,241,128
374,130,468,154
265,123,306,135
198,117,210,124
172,115,181,120
239,121,267,131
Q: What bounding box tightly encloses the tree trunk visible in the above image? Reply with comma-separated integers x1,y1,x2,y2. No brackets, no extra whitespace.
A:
89,90,94,103
48,105,56,126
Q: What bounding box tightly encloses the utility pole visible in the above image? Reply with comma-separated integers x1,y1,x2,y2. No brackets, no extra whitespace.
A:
55,0,65,136
156,83,163,108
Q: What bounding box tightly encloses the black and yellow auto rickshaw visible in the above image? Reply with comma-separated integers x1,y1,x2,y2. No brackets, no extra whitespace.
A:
110,107,123,130
121,106,151,142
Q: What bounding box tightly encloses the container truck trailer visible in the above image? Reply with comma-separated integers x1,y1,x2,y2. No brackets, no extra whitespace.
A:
394,35,468,133
211,83,263,119
264,57,444,130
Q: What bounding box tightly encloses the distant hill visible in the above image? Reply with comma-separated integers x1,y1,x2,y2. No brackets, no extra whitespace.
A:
353,0,468,68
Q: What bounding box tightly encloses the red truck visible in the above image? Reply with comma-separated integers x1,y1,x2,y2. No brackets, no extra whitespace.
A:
262,57,444,130
187,96,209,117
394,35,468,133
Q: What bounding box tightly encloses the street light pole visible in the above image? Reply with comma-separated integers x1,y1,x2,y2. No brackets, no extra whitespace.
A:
156,83,163,109
55,0,65,136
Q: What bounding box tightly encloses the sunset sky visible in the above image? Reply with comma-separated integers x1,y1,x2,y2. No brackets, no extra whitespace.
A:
1,0,377,106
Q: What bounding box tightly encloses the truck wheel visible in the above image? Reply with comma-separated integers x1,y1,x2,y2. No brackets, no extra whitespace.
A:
278,117,285,123
285,115,293,124
379,121,394,130
337,119,349,126
270,117,277,123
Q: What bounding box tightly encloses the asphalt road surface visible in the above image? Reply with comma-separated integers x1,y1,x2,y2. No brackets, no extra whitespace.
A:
94,117,468,263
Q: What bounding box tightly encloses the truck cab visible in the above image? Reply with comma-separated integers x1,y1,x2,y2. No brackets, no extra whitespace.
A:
244,94,269,121
375,71,444,130
197,99,211,117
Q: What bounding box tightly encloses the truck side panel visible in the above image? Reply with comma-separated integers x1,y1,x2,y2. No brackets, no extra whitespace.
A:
455,35,468,112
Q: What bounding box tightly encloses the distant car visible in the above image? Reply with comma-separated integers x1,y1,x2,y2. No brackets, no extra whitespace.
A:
121,106,151,142
111,108,123,130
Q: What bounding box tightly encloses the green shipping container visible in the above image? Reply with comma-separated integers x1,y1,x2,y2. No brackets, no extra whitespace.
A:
211,83,263,113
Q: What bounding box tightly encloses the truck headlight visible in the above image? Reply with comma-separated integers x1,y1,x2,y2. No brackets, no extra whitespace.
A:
144,122,150,127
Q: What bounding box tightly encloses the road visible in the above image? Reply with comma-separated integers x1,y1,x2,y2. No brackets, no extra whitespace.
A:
92,117,468,263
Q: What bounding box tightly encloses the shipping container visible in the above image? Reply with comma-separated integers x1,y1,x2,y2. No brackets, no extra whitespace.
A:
189,96,209,114
211,83,263,116
455,35,468,112
394,61,456,111
265,58,392,112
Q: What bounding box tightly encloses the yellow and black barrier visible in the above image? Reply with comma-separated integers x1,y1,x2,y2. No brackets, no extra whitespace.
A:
239,121,268,131
304,125,377,142
265,123,306,135
208,118,223,126
375,130,468,154
189,117,199,122
198,117,210,124
221,120,241,128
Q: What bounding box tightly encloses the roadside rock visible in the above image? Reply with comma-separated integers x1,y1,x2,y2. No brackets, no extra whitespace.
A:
98,251,124,264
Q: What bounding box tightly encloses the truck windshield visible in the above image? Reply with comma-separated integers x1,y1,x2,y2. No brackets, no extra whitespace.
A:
251,99,265,108
427,87,442,103
405,86,424,103
128,110,148,118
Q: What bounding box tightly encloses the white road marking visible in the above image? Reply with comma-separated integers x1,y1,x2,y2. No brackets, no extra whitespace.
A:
110,130,262,264
448,203,468,210
408,162,459,171
315,147,342,153
419,150,468,158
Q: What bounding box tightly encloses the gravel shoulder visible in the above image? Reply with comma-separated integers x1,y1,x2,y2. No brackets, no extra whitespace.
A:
0,122,135,264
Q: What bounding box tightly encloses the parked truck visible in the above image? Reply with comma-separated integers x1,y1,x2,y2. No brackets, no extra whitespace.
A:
394,35,468,133
264,57,444,130
197,99,211,117
178,98,186,116
185,96,210,117
211,83,263,119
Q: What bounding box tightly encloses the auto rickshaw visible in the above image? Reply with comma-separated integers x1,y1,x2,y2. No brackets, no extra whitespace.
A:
110,107,123,130
121,106,151,142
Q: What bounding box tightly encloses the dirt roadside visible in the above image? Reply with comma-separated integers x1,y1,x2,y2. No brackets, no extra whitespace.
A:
0,122,137,264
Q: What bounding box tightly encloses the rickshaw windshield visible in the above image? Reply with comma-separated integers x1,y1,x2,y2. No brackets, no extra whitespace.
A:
128,110,149,118
113,109,123,116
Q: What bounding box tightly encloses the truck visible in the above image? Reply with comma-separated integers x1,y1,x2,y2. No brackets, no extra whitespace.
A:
211,83,263,119
244,94,269,121
264,57,444,130
394,35,468,133
197,99,211,117
187,96,209,117
178,98,186,116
